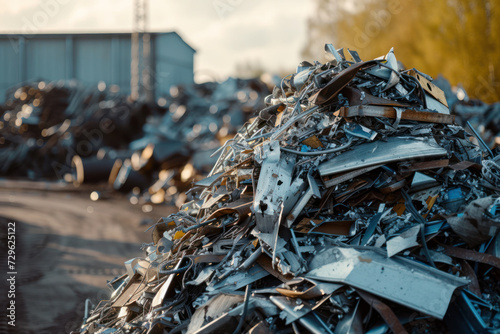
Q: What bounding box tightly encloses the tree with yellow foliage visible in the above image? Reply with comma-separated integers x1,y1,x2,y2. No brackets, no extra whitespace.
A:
302,0,499,102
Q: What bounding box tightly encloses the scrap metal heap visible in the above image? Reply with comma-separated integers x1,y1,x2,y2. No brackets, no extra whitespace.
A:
0,81,151,179
0,78,269,209
73,78,270,205
76,45,500,334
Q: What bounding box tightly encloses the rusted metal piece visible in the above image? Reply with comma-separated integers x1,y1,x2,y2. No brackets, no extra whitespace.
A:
460,260,482,297
379,179,406,194
357,290,409,334
449,160,481,171
310,60,378,106
398,159,450,173
205,197,253,224
442,245,500,270
302,135,324,148
339,105,455,124
407,69,448,107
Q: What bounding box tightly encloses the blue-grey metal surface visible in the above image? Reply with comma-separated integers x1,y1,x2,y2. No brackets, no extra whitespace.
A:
0,32,195,102
307,246,469,319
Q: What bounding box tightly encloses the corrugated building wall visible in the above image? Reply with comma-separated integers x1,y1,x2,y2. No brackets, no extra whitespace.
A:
0,32,195,102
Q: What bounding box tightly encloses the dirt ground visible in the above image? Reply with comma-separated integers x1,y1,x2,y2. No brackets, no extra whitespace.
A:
0,181,176,334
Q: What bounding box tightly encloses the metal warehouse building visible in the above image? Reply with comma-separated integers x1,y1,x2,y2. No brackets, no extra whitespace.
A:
0,32,195,102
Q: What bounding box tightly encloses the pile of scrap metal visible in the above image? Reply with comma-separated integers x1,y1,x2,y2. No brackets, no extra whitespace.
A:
0,77,268,206
73,78,270,206
0,80,150,179
75,45,500,334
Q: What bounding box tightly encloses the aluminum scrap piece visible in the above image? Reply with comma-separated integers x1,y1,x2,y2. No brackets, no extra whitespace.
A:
310,60,378,106
307,246,469,319
318,136,448,177
195,172,224,187
286,173,321,227
151,258,184,308
347,49,361,62
274,296,314,325
343,122,378,141
382,48,400,91
324,43,343,65
425,94,451,115
253,140,295,233
188,297,251,334
209,264,270,294
466,121,495,158
386,225,421,258
360,204,387,246
270,106,319,141
441,245,500,270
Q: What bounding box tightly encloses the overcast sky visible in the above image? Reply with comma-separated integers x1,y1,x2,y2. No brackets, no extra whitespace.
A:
0,0,316,82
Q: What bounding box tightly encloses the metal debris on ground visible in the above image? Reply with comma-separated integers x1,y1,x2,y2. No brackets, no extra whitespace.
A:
114,78,269,206
0,80,151,179
0,78,269,209
71,78,270,207
75,45,500,334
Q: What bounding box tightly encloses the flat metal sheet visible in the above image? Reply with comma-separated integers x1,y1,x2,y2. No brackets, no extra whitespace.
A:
407,69,448,108
319,136,447,177
286,173,320,227
307,246,469,319
152,259,183,308
195,172,224,187
425,94,450,115
386,225,420,257
113,275,150,308
253,141,295,233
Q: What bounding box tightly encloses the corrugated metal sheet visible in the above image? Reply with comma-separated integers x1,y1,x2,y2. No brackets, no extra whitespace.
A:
26,38,66,81
0,39,21,96
0,32,195,102
155,33,194,91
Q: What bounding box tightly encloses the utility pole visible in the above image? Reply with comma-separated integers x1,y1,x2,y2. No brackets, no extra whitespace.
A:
131,0,151,102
